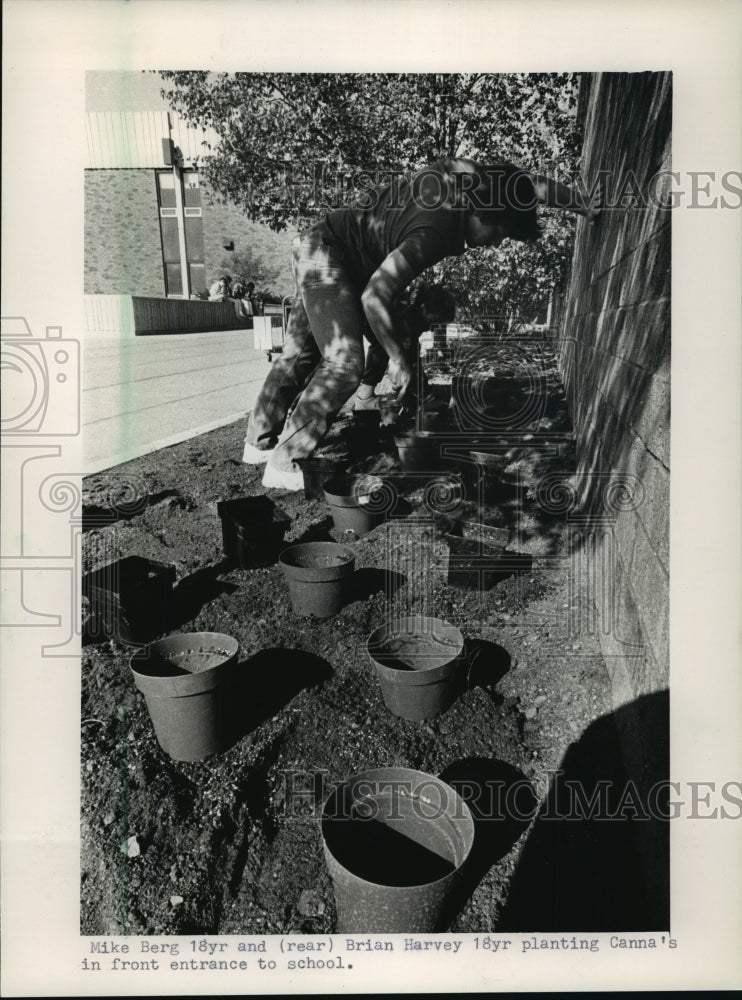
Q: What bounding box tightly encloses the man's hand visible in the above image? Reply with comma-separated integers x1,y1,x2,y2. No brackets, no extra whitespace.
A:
387,355,415,404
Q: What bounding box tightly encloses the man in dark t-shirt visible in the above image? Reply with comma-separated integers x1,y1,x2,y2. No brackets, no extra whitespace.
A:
243,157,601,490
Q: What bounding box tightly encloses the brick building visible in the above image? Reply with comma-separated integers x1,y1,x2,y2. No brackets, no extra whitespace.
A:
84,110,294,332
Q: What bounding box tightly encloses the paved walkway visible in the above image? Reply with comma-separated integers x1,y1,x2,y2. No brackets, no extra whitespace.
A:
83,330,271,473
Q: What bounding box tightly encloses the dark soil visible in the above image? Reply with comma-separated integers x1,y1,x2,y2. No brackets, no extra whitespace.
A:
80,341,641,936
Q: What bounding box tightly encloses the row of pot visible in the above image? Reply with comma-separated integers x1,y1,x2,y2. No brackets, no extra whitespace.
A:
129,628,474,934
130,613,467,762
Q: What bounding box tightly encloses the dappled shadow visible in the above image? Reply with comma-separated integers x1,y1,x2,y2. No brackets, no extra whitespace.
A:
498,689,669,932
445,531,533,591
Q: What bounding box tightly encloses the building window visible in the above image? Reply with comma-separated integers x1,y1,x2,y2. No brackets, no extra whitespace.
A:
164,262,184,297
189,263,206,294
183,170,201,208
157,172,177,209
183,170,205,293
156,169,206,297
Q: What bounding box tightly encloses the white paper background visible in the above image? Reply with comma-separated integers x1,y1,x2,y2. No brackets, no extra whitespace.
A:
2,0,741,994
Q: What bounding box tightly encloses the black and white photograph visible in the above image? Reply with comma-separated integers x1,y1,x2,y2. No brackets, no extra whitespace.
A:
78,66,672,940
1,1,741,996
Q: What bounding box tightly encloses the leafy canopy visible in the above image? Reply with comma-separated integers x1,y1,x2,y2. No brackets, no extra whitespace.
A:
158,72,583,319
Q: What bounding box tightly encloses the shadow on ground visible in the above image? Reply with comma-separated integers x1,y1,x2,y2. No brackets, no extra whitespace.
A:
439,757,537,926
227,648,334,741
498,690,670,931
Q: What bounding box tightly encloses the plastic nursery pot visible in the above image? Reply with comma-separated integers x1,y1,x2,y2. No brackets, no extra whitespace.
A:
217,495,290,569
129,632,239,761
468,448,518,484
321,767,475,933
279,541,355,618
323,474,386,536
445,521,508,591
82,555,176,646
366,615,466,720
295,456,349,500
393,430,446,474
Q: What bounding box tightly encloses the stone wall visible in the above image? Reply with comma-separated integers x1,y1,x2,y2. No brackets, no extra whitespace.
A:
85,169,164,296
557,71,671,920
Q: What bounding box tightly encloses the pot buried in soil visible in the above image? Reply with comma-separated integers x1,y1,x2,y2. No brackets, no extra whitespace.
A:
279,541,355,618
321,767,475,933
446,521,509,591
296,456,349,500
394,430,444,474
83,555,176,646
367,615,465,720
217,495,290,568
323,474,386,536
129,632,239,761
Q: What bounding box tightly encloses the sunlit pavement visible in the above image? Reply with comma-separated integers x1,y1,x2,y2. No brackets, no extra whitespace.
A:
83,330,271,473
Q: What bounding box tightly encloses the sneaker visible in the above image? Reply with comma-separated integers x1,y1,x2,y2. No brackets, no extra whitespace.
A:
261,462,304,491
242,441,274,464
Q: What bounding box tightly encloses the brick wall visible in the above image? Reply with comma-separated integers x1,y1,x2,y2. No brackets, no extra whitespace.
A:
200,183,297,297
85,171,297,300
558,71,671,918
85,169,164,296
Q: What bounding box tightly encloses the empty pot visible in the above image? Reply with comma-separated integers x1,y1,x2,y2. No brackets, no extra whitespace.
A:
296,456,349,500
217,495,290,568
83,555,176,646
129,632,239,761
367,615,466,720
323,474,386,536
321,767,475,933
279,541,355,617
394,431,442,473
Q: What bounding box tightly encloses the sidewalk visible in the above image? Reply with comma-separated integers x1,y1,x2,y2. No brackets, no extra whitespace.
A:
82,329,271,472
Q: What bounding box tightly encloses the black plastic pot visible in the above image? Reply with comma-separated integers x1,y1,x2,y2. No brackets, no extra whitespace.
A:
446,521,507,590
130,632,239,761
279,541,355,617
468,448,519,484
367,615,466,720
394,431,442,473
82,556,175,646
323,474,386,536
296,456,348,500
217,495,290,568
446,522,530,590
322,767,475,933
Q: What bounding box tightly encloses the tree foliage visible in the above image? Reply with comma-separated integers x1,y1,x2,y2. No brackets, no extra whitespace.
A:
158,71,583,318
